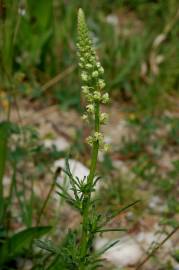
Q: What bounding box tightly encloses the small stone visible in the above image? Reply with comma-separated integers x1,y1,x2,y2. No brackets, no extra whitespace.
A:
95,236,143,267
44,137,69,152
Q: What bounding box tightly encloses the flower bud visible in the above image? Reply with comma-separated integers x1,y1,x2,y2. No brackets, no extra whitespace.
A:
78,63,84,68
92,70,99,78
85,52,90,58
80,57,85,63
86,94,93,102
89,56,96,63
85,63,93,69
98,66,104,74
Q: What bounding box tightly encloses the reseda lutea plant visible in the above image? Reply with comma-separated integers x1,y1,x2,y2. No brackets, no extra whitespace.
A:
38,9,125,270
77,7,110,264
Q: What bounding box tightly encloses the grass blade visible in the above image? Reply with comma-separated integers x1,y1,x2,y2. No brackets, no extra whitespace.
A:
0,121,10,222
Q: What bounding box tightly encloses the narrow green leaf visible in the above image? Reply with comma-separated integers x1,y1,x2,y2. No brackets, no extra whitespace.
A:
0,121,10,221
105,200,140,224
96,228,127,233
96,240,119,256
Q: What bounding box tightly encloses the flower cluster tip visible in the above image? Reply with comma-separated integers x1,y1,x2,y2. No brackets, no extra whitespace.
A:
77,8,110,151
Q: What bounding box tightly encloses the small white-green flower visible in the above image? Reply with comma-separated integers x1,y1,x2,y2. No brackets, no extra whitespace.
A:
98,66,104,74
103,143,110,152
81,71,89,81
86,104,95,114
80,57,85,63
86,135,93,146
81,85,89,93
85,63,93,69
100,113,108,124
102,93,109,104
98,79,106,89
86,94,93,103
82,114,88,121
89,56,96,63
85,52,90,58
96,62,104,74
93,132,104,144
93,91,101,101
79,63,84,68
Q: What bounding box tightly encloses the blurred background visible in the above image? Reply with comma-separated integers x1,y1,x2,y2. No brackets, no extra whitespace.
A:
0,1,179,269
1,0,179,111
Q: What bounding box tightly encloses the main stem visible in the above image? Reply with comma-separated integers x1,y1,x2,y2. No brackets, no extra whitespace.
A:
80,102,100,268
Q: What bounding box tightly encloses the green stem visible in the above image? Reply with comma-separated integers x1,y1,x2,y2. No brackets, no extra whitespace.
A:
80,102,100,268
37,171,57,226
135,226,179,270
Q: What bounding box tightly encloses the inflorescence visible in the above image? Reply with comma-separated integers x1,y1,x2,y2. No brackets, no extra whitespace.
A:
77,8,109,151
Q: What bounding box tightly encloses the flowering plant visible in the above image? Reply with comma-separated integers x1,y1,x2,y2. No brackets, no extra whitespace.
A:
37,9,129,270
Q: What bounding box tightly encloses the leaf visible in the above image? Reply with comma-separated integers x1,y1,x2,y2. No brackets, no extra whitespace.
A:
96,239,119,256
35,239,57,254
0,226,51,265
96,228,127,233
104,200,140,225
